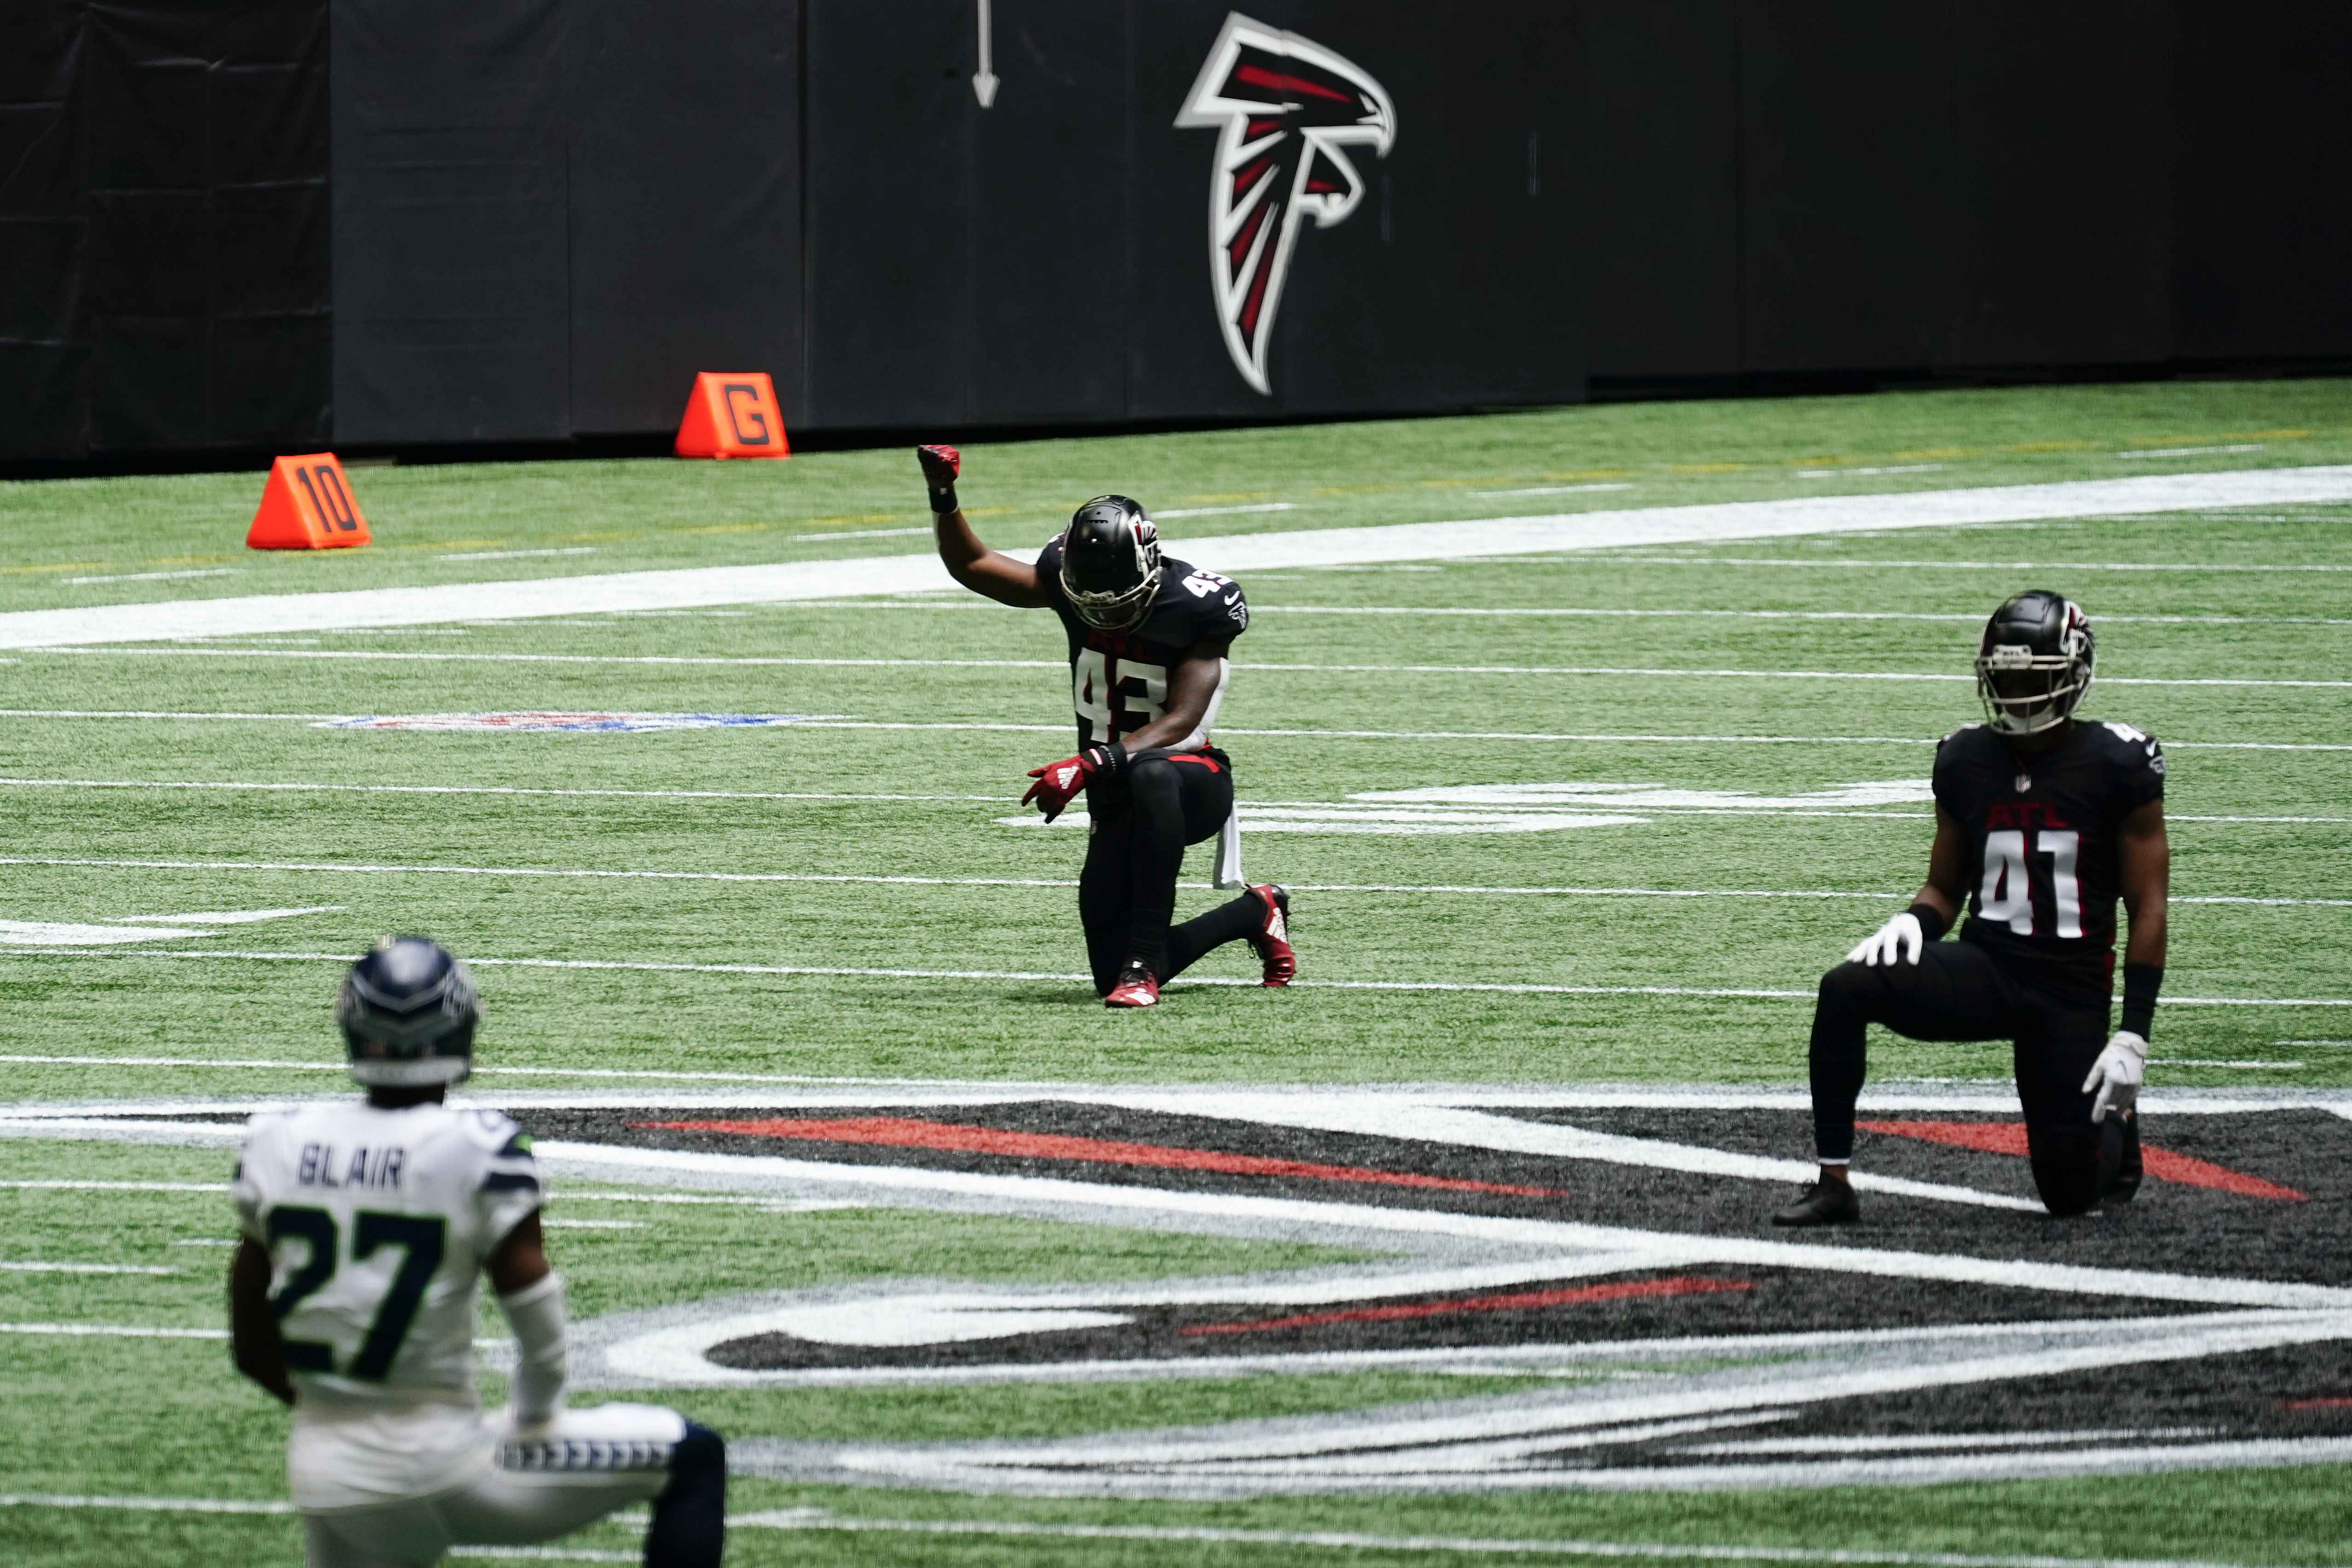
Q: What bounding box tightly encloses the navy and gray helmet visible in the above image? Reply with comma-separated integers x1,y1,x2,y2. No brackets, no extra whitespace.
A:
1974,590,2095,736
336,935,481,1086
1058,495,1162,632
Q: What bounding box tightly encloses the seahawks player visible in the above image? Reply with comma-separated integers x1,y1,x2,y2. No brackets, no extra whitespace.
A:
918,444,1294,1006
230,937,725,1567
1776,591,2170,1225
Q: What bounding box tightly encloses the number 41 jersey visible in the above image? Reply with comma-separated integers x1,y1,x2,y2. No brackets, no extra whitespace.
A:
1935,718,2165,995
235,1101,543,1403
1035,535,1249,749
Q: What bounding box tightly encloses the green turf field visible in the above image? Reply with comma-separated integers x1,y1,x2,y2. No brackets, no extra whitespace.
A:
3,379,2349,1565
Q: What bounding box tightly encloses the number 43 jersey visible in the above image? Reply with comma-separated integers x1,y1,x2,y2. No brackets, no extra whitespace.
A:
235,1101,543,1404
1035,535,1249,749
1935,718,2166,995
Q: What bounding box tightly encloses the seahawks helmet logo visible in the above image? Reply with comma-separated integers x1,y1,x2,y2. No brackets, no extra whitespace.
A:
1175,13,1395,395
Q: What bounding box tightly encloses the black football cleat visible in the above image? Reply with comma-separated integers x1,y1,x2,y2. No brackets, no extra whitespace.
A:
1771,1178,1860,1228
1246,884,1295,987
1104,962,1159,1008
2098,1115,2143,1206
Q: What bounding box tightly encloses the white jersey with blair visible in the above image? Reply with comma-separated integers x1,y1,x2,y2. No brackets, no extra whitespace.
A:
235,1101,544,1507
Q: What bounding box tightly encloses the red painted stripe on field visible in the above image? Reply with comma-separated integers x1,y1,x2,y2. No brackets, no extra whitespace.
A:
1179,1276,1750,1336
638,1116,1562,1197
2281,1396,2352,1411
1858,1120,2306,1201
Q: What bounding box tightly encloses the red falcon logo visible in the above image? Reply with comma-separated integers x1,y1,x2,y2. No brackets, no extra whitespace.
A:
1175,13,1395,396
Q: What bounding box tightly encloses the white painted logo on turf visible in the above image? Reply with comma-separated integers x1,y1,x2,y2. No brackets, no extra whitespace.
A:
1175,13,1394,395
0,906,341,947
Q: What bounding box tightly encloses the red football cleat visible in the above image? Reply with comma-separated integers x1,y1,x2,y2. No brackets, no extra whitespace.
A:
1248,884,1295,987
1105,962,1159,1008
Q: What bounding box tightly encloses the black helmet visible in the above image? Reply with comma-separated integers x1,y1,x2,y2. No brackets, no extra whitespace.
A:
1974,590,2094,736
336,936,481,1087
1058,495,1162,632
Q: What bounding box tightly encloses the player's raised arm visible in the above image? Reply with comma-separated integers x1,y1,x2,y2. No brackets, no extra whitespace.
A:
918,445,1051,609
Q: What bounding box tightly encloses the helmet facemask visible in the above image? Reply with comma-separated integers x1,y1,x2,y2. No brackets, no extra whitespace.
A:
1059,497,1162,632
1973,593,2094,736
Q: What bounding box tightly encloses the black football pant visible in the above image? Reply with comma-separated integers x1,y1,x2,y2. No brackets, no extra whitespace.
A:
1810,939,2139,1216
1079,749,1262,993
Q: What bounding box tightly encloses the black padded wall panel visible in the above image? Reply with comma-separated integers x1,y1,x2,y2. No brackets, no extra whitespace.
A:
332,0,569,443
1949,1,2166,368
565,0,801,434
801,0,970,430
0,2,88,458
0,0,328,459
2165,1,2352,361
1736,0,1950,373
967,0,1128,424
1581,0,1739,379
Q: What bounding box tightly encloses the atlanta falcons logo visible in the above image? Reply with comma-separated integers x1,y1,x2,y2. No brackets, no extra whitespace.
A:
1175,13,1395,396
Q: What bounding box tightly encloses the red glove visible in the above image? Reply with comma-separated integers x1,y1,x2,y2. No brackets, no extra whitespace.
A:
1022,743,1125,822
916,445,961,513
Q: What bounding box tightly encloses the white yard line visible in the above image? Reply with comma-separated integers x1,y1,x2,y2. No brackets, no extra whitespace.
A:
1606,556,2352,575
0,1322,225,1338
0,1260,177,1274
6,467,2352,648
0,854,2338,906
0,1493,2268,1568
0,777,2339,826
3,713,2346,749
24,645,2350,689
1,944,2342,1006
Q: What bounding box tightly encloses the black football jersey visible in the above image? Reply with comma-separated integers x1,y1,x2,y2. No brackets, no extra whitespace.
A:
1934,718,2166,994
1034,538,1249,749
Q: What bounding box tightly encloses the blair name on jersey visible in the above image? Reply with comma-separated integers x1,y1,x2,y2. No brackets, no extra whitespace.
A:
297,1141,407,1191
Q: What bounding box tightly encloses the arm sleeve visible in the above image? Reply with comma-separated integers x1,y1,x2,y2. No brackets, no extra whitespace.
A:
497,1271,568,1422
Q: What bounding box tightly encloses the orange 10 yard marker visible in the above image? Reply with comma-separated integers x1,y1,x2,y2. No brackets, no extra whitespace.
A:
247,453,372,549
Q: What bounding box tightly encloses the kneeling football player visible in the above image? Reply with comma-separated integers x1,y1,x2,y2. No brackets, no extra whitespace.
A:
1775,591,2169,1226
917,443,1294,1007
230,937,726,1567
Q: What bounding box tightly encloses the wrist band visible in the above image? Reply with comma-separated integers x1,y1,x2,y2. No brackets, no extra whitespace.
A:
928,484,959,516
2120,961,2162,1040
1905,901,1949,943
1086,742,1128,778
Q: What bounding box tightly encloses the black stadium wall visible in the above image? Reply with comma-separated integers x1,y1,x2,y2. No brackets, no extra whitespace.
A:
2,1,2348,462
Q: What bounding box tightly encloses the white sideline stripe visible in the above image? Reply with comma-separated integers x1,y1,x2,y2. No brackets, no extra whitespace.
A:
0,854,2340,906
0,1494,2268,1568
4,712,2347,750
6,466,2352,648
722,1511,2269,1568
1609,555,2352,575
0,777,2341,826
29,645,2352,690
0,1322,225,1338
0,1493,292,1514
2,945,2343,1006
760,602,2352,627
0,1260,177,1274
0,1179,227,1192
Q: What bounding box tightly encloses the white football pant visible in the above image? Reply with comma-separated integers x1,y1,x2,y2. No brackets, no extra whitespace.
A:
302,1402,682,1568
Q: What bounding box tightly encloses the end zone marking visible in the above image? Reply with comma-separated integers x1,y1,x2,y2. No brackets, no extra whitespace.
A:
1180,1277,1750,1336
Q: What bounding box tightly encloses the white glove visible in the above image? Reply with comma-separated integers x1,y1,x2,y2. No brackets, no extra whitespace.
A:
2082,1030,2147,1124
1847,910,1925,967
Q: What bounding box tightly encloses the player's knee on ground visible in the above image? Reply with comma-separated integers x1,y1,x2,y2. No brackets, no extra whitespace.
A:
2026,1122,2103,1216
643,1421,726,1568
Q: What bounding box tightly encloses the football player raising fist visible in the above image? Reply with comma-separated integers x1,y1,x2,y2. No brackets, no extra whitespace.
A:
919,446,1294,1007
